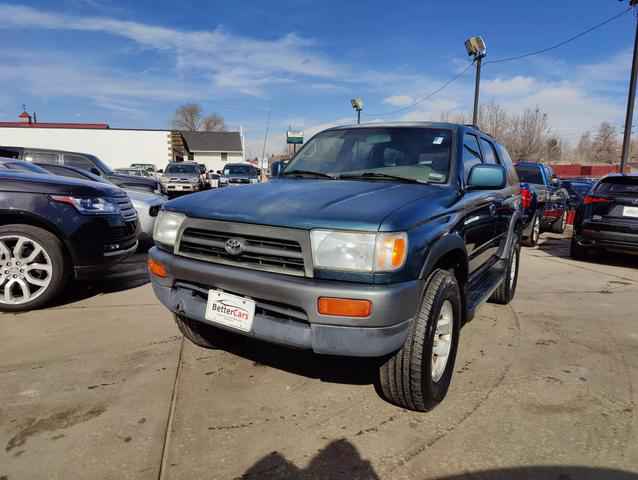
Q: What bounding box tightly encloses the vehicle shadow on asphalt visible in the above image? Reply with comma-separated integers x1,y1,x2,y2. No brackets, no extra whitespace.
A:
533,232,638,269
213,333,380,385
241,441,638,480
46,253,150,309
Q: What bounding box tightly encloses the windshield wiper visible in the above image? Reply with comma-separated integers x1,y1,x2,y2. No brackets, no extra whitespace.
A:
339,172,427,184
282,169,335,179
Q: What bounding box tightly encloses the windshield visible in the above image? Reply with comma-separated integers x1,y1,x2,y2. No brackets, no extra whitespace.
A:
224,165,255,176
284,127,452,183
515,166,543,184
165,164,199,174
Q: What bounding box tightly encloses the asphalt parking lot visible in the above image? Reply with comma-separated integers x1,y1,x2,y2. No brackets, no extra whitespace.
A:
1,233,638,480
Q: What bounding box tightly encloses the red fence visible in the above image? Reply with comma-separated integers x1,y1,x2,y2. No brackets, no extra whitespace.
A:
550,163,628,178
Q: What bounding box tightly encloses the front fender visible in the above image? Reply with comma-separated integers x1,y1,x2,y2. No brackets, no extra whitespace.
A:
418,232,467,280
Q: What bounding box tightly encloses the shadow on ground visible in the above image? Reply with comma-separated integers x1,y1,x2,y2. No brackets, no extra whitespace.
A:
531,231,638,269
240,439,638,480
47,252,150,308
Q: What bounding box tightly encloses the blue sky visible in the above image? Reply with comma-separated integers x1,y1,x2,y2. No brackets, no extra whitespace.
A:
0,0,636,155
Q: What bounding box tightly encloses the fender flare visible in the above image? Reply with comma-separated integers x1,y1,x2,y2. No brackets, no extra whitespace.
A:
418,232,468,280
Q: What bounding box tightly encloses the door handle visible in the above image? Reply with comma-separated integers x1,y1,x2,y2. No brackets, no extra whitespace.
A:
489,203,497,216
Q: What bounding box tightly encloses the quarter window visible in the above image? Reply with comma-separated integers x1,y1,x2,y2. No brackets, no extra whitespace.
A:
463,134,482,181
480,138,500,165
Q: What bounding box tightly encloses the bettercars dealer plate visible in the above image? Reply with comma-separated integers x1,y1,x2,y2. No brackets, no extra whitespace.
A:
205,290,255,332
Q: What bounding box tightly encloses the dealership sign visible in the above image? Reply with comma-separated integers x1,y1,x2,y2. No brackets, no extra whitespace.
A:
287,130,303,144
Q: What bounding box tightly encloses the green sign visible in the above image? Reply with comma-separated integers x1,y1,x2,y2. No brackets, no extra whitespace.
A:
287,131,303,144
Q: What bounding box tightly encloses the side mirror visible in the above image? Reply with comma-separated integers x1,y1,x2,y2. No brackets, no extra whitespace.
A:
90,167,102,176
467,164,506,190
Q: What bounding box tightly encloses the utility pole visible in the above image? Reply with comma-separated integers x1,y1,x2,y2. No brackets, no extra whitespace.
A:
465,36,487,126
621,2,638,174
260,110,271,182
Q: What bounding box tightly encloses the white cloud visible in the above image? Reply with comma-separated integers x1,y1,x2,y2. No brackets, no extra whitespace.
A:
383,95,413,107
482,76,537,96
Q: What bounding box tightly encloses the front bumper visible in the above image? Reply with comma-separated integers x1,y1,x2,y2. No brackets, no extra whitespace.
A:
149,247,421,357
165,183,199,194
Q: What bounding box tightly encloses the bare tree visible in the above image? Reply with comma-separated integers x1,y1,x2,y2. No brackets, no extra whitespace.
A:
575,131,593,164
478,101,509,141
172,103,226,131
591,122,619,164
506,108,550,162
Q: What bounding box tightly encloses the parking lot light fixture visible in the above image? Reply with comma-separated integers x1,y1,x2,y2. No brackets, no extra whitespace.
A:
351,98,364,124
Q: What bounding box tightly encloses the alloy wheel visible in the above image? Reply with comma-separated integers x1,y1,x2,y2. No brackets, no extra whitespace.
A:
0,235,53,305
431,300,454,382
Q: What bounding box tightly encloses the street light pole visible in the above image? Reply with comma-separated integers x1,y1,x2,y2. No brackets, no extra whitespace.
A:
351,98,363,124
472,56,483,126
621,5,638,174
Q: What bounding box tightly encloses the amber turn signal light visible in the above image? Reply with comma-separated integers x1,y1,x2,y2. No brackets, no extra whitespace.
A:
318,297,372,317
147,258,168,278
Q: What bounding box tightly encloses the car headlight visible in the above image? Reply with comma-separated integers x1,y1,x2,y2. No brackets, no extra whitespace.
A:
310,230,407,272
51,195,119,215
153,211,186,249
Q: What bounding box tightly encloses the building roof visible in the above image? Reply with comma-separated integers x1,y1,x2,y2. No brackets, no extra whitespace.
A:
180,131,242,152
0,122,109,129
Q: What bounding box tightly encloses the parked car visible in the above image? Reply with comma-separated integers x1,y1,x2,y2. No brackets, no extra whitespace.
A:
32,163,165,246
561,178,595,208
514,161,569,246
159,162,206,196
571,174,638,259
0,170,138,312
148,123,522,411
114,167,153,178
206,171,222,189
270,159,289,178
223,163,260,185
0,146,159,194
130,163,159,179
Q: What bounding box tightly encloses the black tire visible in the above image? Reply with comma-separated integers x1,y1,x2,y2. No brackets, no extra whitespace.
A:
522,214,540,247
0,224,68,312
173,314,239,349
551,209,568,234
489,238,520,305
377,269,461,412
570,235,587,260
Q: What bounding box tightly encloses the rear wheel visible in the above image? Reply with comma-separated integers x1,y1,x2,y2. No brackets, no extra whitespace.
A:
0,225,68,312
551,210,568,234
489,237,520,305
523,215,540,247
173,314,239,349
377,269,461,412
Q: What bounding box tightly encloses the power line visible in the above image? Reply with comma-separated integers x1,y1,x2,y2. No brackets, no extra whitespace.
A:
484,7,632,65
367,61,475,117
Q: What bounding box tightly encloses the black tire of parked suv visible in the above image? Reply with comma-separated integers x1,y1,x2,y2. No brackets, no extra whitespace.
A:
570,235,587,260
523,214,540,247
173,314,239,349
489,238,520,305
377,269,461,412
0,224,68,312
551,210,568,234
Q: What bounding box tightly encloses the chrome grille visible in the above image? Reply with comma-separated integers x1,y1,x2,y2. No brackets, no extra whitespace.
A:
176,221,311,277
115,195,137,222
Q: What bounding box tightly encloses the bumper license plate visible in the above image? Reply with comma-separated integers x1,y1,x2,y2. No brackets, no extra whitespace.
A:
205,290,255,332
623,206,638,218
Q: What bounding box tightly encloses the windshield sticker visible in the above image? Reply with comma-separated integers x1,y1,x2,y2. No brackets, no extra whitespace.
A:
433,136,445,145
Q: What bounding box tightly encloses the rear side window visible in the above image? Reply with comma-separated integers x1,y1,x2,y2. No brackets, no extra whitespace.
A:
64,154,94,171
463,134,482,181
480,138,500,165
25,151,58,164
596,177,638,196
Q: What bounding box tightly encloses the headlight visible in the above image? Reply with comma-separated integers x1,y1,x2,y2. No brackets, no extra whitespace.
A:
310,230,407,272
153,211,185,249
51,195,118,215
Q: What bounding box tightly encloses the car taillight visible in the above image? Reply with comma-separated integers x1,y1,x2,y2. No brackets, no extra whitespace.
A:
583,195,610,205
521,188,532,209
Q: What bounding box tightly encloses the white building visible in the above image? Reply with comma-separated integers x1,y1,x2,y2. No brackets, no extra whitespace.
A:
0,112,244,171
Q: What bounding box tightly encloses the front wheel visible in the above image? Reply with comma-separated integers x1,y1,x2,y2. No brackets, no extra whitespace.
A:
0,225,68,312
377,269,461,412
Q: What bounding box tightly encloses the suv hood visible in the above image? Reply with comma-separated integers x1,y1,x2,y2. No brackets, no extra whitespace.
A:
165,178,454,231
0,171,123,197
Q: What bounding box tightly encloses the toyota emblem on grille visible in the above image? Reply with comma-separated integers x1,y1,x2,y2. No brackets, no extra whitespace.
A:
225,238,245,256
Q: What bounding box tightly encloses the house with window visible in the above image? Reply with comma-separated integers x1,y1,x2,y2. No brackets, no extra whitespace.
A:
180,131,244,172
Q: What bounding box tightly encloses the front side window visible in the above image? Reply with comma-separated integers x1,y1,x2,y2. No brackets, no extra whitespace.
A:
64,154,94,171
463,134,482,181
286,127,452,183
